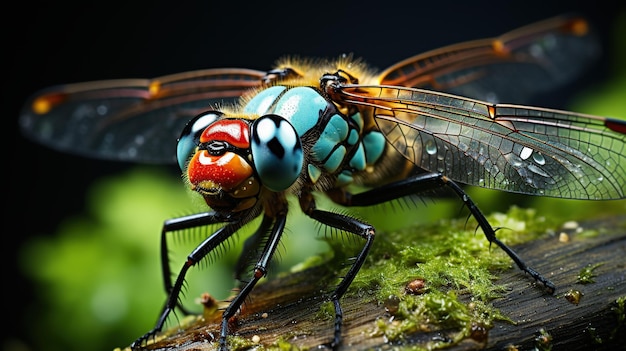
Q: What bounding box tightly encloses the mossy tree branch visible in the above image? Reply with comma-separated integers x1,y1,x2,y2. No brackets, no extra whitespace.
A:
121,213,626,351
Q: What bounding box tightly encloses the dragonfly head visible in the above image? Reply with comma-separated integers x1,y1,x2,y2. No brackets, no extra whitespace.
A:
177,111,303,212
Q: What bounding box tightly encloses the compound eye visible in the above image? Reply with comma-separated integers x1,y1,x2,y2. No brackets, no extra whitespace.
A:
251,115,303,192
177,111,222,171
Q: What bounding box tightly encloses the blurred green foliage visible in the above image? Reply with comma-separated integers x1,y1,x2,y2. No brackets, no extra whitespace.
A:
19,169,188,351
16,14,626,351
18,168,332,351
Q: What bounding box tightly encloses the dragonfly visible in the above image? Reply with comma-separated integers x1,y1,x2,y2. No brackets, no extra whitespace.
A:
19,15,626,350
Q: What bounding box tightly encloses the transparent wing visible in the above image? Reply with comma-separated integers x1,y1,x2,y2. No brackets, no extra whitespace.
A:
378,15,600,104
330,84,626,200
19,68,266,164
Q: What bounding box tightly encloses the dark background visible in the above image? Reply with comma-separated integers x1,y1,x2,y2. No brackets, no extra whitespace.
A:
6,1,624,350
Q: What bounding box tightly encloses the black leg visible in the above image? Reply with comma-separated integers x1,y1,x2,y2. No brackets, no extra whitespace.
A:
159,212,230,315
234,214,274,281
217,214,287,351
300,193,375,349
332,172,555,293
131,212,249,350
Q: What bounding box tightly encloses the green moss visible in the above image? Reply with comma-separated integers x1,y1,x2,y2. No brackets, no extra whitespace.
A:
348,206,548,298
224,335,305,351
317,300,335,319
577,263,604,284
319,206,558,348
226,335,258,350
610,296,626,340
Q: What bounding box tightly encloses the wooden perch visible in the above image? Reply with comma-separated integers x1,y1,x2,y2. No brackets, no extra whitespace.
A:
125,214,626,351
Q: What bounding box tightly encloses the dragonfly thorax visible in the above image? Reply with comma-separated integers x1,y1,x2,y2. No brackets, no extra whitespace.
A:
243,85,387,189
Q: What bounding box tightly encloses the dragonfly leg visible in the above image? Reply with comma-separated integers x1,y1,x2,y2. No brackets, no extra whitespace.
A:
300,193,375,349
131,212,245,350
234,215,274,281
217,214,287,351
160,213,228,315
330,172,556,294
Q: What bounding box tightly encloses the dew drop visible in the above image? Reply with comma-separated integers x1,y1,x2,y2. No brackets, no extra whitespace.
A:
426,139,437,155
520,146,533,160
532,152,546,165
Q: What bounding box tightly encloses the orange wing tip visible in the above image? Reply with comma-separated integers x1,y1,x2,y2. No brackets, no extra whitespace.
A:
564,18,589,36
491,40,509,57
32,93,67,115
148,80,161,97
487,105,496,118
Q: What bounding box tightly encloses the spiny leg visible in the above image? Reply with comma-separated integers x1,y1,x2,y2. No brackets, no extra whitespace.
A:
160,212,230,315
329,172,555,293
300,193,375,349
131,212,247,349
217,214,287,351
234,215,274,281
